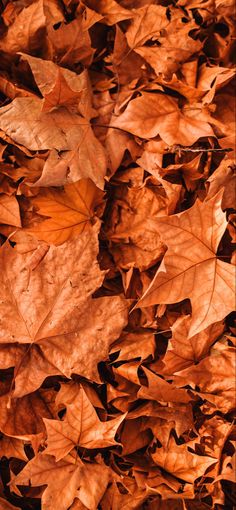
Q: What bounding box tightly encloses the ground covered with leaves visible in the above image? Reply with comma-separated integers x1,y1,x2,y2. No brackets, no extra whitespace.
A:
0,0,235,509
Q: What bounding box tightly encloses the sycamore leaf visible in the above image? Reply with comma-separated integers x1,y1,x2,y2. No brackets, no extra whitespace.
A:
174,343,235,413
11,453,110,510
0,384,55,438
84,0,133,25
0,97,86,150
0,194,21,227
41,69,82,113
0,0,46,54
161,316,224,375
48,18,94,67
32,147,106,189
26,178,104,245
110,331,156,362
43,387,125,460
0,436,27,461
138,367,192,404
0,97,106,188
112,93,214,146
0,343,63,398
0,225,128,383
152,436,217,484
125,5,168,49
19,54,95,120
137,192,235,336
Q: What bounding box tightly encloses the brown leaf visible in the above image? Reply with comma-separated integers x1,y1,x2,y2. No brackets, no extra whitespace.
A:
138,367,192,404
138,192,235,336
25,179,104,245
112,93,214,146
0,194,21,227
43,387,125,460
174,342,235,413
152,436,217,484
41,69,82,113
11,453,110,510
0,0,46,54
0,225,128,382
160,315,224,375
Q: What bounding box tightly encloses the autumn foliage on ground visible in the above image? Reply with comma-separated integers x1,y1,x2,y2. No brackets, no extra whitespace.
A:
0,0,235,509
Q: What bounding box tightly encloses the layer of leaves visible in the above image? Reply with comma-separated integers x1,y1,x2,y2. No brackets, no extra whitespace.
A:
0,0,235,509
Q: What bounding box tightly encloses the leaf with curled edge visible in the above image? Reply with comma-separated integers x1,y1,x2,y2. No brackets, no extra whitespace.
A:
0,224,128,389
137,191,235,336
43,386,126,461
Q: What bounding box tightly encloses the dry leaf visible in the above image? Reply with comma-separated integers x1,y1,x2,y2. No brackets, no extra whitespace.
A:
112,93,214,146
138,192,235,336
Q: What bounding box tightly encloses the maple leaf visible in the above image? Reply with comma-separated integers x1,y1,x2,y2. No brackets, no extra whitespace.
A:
26,178,104,245
160,316,224,375
11,453,110,510
126,6,202,76
0,0,235,506
48,18,94,67
84,0,133,25
0,97,107,188
43,386,126,460
0,0,46,54
41,69,82,113
19,54,95,120
0,381,55,438
0,342,63,397
0,225,128,387
138,367,192,404
137,192,235,336
0,435,27,461
174,342,235,413
152,436,217,484
112,92,214,146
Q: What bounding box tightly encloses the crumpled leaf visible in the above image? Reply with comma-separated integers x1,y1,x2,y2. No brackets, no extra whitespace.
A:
138,192,235,336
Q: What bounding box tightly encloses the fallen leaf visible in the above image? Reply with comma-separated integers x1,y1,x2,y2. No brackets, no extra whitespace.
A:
26,179,104,245
152,436,217,484
112,93,214,146
43,386,125,460
0,194,21,227
11,453,110,510
137,192,235,336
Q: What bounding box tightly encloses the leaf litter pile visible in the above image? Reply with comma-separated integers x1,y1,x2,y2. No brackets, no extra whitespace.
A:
0,0,235,509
